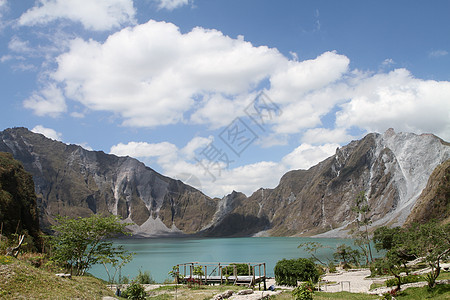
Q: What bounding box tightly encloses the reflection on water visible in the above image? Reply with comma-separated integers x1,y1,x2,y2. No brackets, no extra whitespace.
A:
89,237,360,283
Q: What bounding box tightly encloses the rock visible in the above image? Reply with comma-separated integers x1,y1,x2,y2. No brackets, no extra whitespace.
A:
237,289,253,295
212,290,234,299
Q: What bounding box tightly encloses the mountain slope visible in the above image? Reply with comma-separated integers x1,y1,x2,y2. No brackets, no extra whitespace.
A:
205,129,450,237
1,127,448,237
0,127,217,236
405,159,450,225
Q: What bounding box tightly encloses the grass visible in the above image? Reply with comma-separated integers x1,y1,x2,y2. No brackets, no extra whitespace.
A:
395,284,450,299
271,284,450,300
0,256,117,299
271,291,375,299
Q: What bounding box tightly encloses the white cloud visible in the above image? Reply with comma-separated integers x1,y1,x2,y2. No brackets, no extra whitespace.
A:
76,142,93,151
429,50,448,58
23,84,67,117
8,36,32,53
110,136,340,197
110,141,178,161
269,51,349,104
282,143,338,171
0,0,8,29
181,136,213,159
153,0,190,10
46,20,284,127
18,0,136,31
301,128,355,145
336,68,450,141
31,125,62,141
23,19,450,146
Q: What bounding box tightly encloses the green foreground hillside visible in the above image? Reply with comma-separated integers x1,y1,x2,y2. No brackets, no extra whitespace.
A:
0,255,116,299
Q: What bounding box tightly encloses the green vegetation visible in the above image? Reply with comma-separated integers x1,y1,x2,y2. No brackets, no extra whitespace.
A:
0,256,116,299
333,244,361,268
121,282,147,299
373,221,449,289
50,214,132,276
134,269,156,284
292,281,315,300
0,152,42,252
274,258,319,286
221,263,250,276
351,191,374,265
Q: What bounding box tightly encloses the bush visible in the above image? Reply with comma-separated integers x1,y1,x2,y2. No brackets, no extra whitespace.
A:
274,258,319,287
385,274,424,287
292,281,314,300
328,261,337,273
222,263,250,276
135,269,155,284
121,282,146,300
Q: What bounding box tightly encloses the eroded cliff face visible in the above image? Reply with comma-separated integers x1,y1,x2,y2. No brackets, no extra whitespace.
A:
1,127,448,237
0,127,217,236
206,129,450,237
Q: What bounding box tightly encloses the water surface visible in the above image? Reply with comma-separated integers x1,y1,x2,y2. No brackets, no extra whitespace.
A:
89,237,359,283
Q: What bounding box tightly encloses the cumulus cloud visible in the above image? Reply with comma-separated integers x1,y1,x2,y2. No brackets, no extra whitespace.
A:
18,0,136,31
110,141,178,165
301,128,355,145
110,136,339,197
43,20,284,127
24,19,450,144
282,143,338,170
336,69,450,141
31,125,62,141
23,84,67,117
153,0,190,10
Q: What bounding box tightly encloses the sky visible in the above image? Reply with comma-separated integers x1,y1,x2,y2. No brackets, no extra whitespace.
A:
0,0,449,198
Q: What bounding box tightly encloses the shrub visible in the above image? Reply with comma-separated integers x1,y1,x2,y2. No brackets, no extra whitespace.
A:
385,274,424,287
222,263,249,276
135,269,155,284
328,261,337,273
274,258,319,287
121,282,146,300
292,281,314,300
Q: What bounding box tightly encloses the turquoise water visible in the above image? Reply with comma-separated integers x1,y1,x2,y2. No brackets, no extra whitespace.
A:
89,237,360,283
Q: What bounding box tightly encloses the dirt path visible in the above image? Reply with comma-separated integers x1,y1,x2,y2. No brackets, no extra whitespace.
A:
320,269,374,293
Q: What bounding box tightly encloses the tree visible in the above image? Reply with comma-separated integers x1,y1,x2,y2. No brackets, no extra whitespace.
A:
333,244,361,267
298,241,329,265
274,258,319,286
51,214,131,276
100,251,133,288
351,191,373,264
412,221,450,288
373,226,415,275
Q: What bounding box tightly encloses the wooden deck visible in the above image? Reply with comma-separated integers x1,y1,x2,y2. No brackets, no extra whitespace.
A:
175,262,267,290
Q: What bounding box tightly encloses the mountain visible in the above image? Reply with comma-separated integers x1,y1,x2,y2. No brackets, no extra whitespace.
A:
206,128,450,237
405,159,450,225
0,127,217,237
0,127,449,237
0,152,41,249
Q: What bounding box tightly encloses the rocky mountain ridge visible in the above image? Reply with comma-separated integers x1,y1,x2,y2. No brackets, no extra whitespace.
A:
0,127,448,237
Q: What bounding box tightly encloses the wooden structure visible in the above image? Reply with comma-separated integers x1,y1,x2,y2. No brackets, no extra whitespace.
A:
175,262,267,290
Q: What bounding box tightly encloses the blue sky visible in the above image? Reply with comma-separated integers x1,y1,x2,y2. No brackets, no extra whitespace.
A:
0,0,449,197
